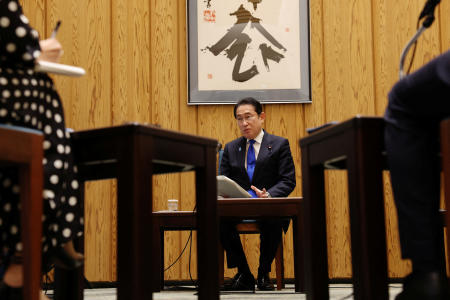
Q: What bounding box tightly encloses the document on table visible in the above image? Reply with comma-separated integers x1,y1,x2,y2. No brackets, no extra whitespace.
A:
217,175,251,198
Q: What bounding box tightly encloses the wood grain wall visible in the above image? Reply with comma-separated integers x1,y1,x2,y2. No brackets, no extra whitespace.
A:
20,0,450,281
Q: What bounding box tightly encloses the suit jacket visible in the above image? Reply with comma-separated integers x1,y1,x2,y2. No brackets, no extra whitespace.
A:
220,131,296,198
385,49,450,131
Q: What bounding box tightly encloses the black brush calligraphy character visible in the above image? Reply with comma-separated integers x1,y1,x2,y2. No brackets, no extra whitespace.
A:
259,43,284,71
206,3,287,83
225,33,259,82
208,5,259,82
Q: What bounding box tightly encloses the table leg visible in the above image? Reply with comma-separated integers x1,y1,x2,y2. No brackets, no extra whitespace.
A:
117,136,154,300
346,126,388,300
441,119,450,288
159,225,165,291
54,264,84,300
53,185,85,300
292,201,304,292
150,215,162,292
301,146,329,300
195,147,219,300
20,156,43,300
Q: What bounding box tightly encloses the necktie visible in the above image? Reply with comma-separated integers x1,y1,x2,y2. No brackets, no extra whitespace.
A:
247,140,256,181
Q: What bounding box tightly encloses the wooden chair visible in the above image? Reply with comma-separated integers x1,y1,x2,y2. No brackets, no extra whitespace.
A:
439,118,450,286
216,148,286,289
0,124,43,300
152,211,286,291
218,221,285,290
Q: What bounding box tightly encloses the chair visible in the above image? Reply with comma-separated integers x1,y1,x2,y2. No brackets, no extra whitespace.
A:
216,149,286,290
439,118,450,286
152,147,287,291
218,221,285,290
0,125,43,300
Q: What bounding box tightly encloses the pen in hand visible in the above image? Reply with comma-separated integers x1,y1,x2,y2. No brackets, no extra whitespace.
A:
50,20,61,39
39,20,63,63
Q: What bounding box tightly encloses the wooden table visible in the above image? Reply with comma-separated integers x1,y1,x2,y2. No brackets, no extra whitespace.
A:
152,197,304,293
300,116,388,300
151,211,198,291
55,123,219,300
218,197,304,292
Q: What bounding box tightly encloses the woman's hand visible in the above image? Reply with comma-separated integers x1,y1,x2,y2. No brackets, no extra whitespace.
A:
38,38,63,63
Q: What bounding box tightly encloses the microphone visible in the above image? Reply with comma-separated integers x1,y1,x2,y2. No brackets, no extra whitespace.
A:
398,0,442,78
419,0,441,27
216,142,222,153
419,0,440,19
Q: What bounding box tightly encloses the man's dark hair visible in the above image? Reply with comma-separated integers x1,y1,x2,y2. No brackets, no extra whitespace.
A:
233,97,263,118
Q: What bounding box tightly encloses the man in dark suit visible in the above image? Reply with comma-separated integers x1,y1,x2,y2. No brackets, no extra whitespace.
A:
385,50,450,299
219,97,296,291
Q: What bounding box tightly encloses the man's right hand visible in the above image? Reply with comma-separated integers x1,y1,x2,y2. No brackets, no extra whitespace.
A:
251,185,270,198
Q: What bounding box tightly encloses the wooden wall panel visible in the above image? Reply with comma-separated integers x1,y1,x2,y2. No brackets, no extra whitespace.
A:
322,0,377,278
109,0,151,281
371,0,417,279
20,0,46,34
177,0,199,281
373,0,442,117
150,0,184,281
46,0,114,282
322,0,376,120
19,0,450,282
304,0,325,130
440,2,450,51
111,0,151,125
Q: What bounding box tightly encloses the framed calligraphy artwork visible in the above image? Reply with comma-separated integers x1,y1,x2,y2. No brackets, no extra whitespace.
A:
188,0,311,104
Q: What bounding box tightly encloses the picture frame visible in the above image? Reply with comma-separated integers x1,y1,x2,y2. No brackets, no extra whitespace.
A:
187,0,311,105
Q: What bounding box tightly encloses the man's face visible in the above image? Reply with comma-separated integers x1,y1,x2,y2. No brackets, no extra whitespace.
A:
235,104,265,140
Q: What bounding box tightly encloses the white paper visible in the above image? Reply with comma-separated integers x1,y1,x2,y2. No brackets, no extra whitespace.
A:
217,175,251,198
35,61,85,77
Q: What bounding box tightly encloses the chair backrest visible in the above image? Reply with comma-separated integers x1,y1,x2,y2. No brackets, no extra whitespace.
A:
0,125,43,300
0,123,42,135
217,149,224,175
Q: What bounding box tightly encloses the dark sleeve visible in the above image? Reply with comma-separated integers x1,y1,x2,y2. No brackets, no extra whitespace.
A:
266,138,296,197
219,143,231,177
0,0,41,67
386,50,450,119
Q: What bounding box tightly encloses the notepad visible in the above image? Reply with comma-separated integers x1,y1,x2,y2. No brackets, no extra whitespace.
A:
35,61,86,77
217,175,251,198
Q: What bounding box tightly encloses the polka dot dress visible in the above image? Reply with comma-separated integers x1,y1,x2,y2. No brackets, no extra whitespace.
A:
0,0,84,262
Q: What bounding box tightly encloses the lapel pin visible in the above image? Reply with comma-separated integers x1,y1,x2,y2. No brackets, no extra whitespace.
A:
239,147,242,152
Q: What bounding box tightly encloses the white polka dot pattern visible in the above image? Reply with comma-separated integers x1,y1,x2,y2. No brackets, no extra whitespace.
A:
0,17,10,28
8,1,18,12
0,0,40,68
0,0,83,263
